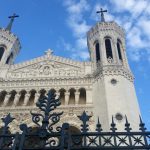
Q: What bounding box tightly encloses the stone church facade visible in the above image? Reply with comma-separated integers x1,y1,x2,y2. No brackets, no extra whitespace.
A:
0,14,140,132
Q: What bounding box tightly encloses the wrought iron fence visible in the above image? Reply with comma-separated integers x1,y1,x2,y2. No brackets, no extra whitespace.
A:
0,92,149,150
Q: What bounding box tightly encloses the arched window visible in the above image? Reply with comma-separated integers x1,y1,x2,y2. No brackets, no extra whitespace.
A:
0,47,5,61
105,39,113,59
79,88,86,105
95,42,100,62
59,88,66,105
0,91,7,106
69,88,75,105
28,90,36,106
117,40,122,60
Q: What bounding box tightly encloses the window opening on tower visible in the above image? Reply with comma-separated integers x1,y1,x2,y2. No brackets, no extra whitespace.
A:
95,42,100,62
105,39,113,59
117,40,122,60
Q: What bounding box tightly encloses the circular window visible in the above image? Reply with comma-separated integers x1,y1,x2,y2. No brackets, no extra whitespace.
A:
111,79,117,85
115,113,123,121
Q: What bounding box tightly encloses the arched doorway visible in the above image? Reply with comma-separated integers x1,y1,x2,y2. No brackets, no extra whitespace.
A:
69,126,82,148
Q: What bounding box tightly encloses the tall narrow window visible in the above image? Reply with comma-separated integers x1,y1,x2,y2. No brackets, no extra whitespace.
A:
95,42,100,62
105,39,113,59
117,41,122,60
0,47,5,61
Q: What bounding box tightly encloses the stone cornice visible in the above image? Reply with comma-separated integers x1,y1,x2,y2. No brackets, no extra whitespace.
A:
0,105,93,114
87,21,125,41
0,76,93,91
93,65,134,82
0,75,92,82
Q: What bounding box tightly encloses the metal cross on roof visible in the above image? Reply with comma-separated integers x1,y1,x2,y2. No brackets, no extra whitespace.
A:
96,8,107,22
6,13,19,31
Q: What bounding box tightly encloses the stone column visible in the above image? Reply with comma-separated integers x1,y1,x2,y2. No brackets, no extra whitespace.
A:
111,38,118,63
75,91,80,105
13,93,21,106
65,91,70,105
23,92,30,106
34,92,40,104
101,37,107,65
3,93,11,106
86,89,92,105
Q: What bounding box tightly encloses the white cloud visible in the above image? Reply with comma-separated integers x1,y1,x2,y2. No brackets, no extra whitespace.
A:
132,0,147,15
123,22,132,31
57,37,79,53
71,51,89,60
128,51,141,62
137,18,150,39
62,0,91,60
65,0,91,38
79,51,89,60
109,0,150,62
76,37,87,49
62,0,150,62
67,19,90,38
110,0,148,15
65,0,90,14
127,27,146,49
110,0,136,12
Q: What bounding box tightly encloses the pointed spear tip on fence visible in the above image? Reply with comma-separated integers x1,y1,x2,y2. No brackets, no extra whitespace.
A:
111,116,115,124
125,115,129,124
96,117,103,132
139,115,143,124
139,115,147,131
97,117,100,124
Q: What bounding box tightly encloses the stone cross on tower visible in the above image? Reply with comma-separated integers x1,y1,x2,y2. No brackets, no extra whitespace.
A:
96,8,107,22
6,13,19,31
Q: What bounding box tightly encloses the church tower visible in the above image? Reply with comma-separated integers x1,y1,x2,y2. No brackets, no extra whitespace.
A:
87,9,140,130
0,14,21,66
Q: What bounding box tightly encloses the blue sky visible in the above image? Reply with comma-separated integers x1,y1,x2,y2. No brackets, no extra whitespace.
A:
0,0,150,130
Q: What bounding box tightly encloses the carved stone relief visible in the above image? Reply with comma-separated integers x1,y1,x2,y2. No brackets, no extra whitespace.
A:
7,60,86,79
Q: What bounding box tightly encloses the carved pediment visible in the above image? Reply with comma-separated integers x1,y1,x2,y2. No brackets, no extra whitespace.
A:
7,59,86,79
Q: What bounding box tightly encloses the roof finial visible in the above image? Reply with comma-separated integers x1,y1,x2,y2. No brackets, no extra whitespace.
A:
6,13,19,31
96,8,107,22
45,48,53,56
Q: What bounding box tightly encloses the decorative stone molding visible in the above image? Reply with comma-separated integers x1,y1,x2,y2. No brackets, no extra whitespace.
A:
87,22,125,41
93,65,134,82
0,77,93,90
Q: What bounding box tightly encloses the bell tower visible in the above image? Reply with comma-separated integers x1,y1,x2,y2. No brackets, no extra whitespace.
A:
87,9,140,130
0,13,21,66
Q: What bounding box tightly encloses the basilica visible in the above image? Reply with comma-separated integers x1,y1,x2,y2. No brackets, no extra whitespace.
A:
0,11,140,131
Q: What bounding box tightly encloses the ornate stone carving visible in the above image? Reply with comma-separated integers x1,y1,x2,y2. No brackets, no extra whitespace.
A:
6,60,87,79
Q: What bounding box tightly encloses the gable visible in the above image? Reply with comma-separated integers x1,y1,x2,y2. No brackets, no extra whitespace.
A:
6,55,91,79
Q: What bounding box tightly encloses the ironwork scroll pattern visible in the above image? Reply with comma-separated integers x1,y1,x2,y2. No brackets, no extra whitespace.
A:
0,92,150,149
30,92,63,133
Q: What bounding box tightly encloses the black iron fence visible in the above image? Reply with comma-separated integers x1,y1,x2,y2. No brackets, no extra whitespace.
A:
0,92,150,150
